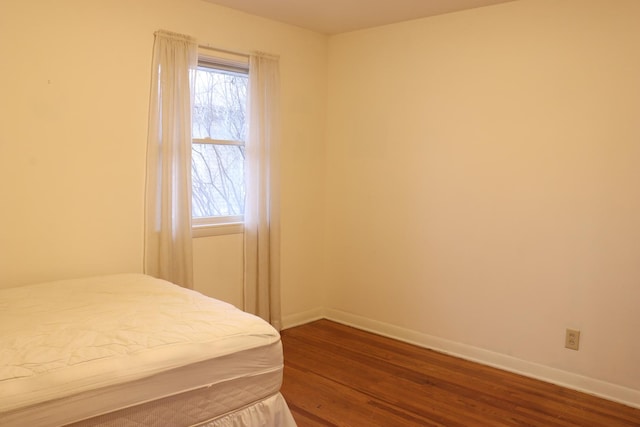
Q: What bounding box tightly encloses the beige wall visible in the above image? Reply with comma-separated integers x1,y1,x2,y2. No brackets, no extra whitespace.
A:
0,0,327,319
325,0,640,400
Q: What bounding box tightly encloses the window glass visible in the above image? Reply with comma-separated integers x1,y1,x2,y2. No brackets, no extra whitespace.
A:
192,143,245,218
191,62,248,222
192,66,248,141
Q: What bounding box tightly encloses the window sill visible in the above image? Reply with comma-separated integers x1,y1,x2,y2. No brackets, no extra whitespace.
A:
192,222,244,238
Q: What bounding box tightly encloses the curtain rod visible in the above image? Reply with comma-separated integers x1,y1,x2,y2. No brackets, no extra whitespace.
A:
154,29,277,59
198,44,250,59
198,44,280,61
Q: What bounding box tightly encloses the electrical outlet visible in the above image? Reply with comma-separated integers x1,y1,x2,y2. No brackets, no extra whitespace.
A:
565,329,580,351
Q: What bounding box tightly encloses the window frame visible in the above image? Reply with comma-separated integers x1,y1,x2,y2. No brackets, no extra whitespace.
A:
191,51,249,238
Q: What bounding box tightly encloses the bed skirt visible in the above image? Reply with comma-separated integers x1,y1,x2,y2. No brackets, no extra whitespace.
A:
200,393,296,427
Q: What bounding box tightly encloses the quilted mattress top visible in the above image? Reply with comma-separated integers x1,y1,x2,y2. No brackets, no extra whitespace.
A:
0,274,280,413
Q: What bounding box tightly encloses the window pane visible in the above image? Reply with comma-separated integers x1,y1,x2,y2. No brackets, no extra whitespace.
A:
192,143,245,218
192,67,248,141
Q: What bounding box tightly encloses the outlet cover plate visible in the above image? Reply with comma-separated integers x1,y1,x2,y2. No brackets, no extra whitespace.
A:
565,329,580,351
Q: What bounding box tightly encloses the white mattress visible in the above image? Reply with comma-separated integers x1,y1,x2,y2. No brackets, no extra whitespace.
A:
0,274,287,426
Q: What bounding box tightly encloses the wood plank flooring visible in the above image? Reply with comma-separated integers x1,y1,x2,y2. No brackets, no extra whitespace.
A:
280,319,640,427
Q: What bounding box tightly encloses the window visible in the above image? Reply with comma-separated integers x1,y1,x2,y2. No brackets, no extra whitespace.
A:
191,54,249,235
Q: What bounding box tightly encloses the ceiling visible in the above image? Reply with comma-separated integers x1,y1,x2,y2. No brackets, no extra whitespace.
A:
202,0,518,35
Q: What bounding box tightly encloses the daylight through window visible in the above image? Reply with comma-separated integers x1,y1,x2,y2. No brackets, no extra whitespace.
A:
191,56,249,227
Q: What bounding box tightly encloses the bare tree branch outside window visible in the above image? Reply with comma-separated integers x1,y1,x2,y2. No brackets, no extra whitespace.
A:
191,66,248,218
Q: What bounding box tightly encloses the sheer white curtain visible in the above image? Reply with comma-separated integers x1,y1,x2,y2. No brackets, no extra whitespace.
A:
244,53,282,329
144,30,197,288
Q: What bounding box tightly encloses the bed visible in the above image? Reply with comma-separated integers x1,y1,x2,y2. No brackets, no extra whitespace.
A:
0,274,297,426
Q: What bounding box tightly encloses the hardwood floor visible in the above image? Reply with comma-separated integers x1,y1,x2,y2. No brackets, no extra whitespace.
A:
280,319,640,427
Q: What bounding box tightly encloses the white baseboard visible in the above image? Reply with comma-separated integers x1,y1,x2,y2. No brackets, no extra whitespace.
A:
306,308,639,409
281,307,325,330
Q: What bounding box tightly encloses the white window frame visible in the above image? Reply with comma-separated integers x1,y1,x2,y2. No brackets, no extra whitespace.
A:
191,50,249,238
